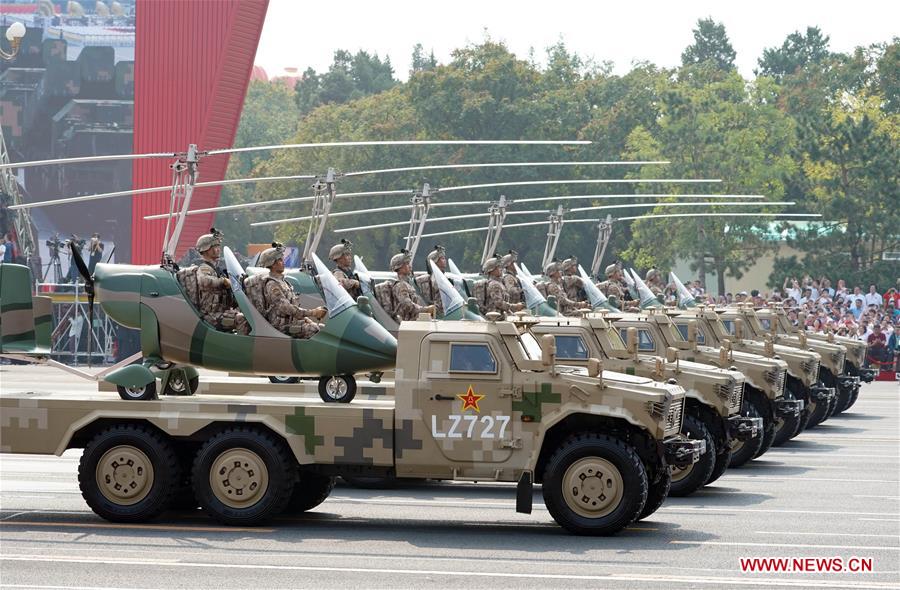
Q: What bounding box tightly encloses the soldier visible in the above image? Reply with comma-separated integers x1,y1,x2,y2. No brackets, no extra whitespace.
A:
481,254,525,316
645,268,665,297
596,263,628,309
329,239,362,299
193,229,249,335
415,245,448,317
257,245,327,339
501,250,524,305
391,250,434,322
561,256,586,304
545,260,587,316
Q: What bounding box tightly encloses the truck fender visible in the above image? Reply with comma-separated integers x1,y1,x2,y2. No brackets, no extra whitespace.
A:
104,364,156,389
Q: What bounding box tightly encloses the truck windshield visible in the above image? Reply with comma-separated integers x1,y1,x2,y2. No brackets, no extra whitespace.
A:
606,327,625,350
518,332,543,360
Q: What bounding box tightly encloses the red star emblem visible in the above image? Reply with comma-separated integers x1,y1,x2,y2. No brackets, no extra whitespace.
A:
457,385,485,412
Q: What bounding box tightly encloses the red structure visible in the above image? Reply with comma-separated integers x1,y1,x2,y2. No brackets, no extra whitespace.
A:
131,0,269,263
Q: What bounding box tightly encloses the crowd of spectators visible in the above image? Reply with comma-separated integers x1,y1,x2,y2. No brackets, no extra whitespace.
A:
677,276,900,371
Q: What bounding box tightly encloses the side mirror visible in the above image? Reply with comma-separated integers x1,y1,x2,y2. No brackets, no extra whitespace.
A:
719,338,731,365
764,334,775,358
654,357,665,379
626,327,638,358
769,317,778,336
734,318,745,340
587,357,602,379
687,320,698,348
540,334,556,373
827,332,835,343
798,331,807,348
666,347,679,363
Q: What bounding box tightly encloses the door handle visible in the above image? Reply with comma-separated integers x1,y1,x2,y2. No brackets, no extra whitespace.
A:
433,394,455,401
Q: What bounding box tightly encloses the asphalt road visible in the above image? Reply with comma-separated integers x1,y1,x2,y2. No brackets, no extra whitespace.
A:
1,366,898,589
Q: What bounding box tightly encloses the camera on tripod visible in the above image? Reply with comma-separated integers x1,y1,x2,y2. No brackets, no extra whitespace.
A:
65,236,86,250
46,235,63,254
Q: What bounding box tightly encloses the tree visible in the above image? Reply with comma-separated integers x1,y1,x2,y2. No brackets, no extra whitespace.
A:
756,27,832,81
681,18,736,72
411,43,437,74
294,49,398,115
620,72,797,295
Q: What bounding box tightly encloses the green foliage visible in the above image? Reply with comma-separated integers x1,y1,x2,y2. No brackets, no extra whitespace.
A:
681,18,736,72
295,50,398,116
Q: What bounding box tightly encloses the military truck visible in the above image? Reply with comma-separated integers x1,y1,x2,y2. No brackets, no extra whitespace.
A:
610,310,801,464
0,318,702,536
529,314,761,497
716,306,841,429
755,307,874,414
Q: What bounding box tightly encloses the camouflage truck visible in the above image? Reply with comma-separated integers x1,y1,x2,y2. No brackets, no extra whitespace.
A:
0,318,702,536
755,307,874,414
529,314,761,497
611,310,801,466
717,306,840,429
664,311,802,449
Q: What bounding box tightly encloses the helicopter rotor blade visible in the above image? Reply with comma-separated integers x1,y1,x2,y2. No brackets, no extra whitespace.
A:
68,242,95,368
437,178,721,193
330,209,551,234
616,212,823,221
0,151,181,171
342,160,669,178
206,139,591,157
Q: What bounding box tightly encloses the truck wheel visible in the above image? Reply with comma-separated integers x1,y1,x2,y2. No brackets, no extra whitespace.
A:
163,374,198,396
753,408,777,459
773,390,802,447
318,375,357,403
705,446,732,485
192,427,296,526
806,393,831,428
284,472,336,513
668,414,716,497
637,469,671,520
116,382,157,401
78,424,179,522
833,384,854,415
728,400,764,468
846,385,860,409
268,376,300,384
542,433,648,536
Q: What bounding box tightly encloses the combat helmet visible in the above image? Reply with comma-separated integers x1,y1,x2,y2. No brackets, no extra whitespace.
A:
426,244,446,263
390,249,412,271
544,259,562,276
561,256,578,272
196,227,224,253
329,239,353,261
500,249,518,268
605,263,619,277
482,254,503,275
646,268,659,281
258,242,285,268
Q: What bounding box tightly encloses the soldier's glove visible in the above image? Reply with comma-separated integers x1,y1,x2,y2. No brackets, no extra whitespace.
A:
514,303,526,311
424,305,436,316
222,277,232,289
312,306,328,320
350,279,360,289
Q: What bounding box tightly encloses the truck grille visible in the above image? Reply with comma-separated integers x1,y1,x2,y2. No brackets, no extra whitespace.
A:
665,398,684,436
801,359,820,382
647,398,684,436
716,379,744,413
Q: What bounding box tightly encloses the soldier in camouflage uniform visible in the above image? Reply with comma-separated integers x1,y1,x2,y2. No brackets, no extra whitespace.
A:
561,256,586,305
329,239,362,299
501,250,523,305
596,263,628,309
194,230,249,335
414,245,448,317
258,245,327,339
544,260,587,316
391,250,434,322
481,254,525,316
645,268,665,297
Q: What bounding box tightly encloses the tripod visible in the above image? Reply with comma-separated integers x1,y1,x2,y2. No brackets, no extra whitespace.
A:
42,248,63,283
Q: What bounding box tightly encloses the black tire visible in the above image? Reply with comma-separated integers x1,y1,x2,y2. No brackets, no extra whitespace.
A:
284,472,336,513
794,393,812,438
163,374,199,396
78,424,179,522
192,427,297,526
668,414,716,497
542,433,648,536
728,399,764,467
706,446,732,485
638,469,671,520
318,375,357,403
846,384,860,409
806,392,831,428
116,381,157,401
752,401,777,459
773,390,803,447
268,376,300,384
833,383,854,415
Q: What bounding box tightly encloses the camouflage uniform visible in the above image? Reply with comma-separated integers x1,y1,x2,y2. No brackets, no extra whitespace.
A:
547,277,580,316
193,232,249,335
393,279,429,322
414,273,444,317
502,272,523,305
646,268,665,297
329,240,361,299
263,275,322,339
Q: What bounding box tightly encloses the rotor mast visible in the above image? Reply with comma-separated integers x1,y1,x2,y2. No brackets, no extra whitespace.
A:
0,127,36,264
541,205,566,269
404,183,432,261
480,195,509,266
301,168,337,264
590,214,614,277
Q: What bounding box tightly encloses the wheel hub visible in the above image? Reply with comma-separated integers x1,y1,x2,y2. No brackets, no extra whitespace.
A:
325,377,347,399
96,445,154,505
671,461,693,482
562,457,623,519
209,448,269,509
168,376,185,392
124,385,146,398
